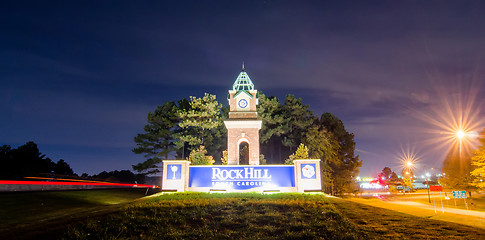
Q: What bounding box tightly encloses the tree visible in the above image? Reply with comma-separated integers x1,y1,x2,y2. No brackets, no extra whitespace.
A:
320,113,362,195
54,159,74,175
303,125,339,162
0,141,75,179
177,93,222,146
0,145,14,179
132,101,180,175
133,95,227,173
377,167,399,190
285,143,309,165
389,172,399,191
188,146,215,165
16,141,55,178
293,143,309,159
257,93,284,143
301,124,340,194
91,170,142,183
259,154,267,165
471,129,485,189
257,93,285,163
221,150,229,165
401,170,414,193
381,167,393,180
280,95,316,153
257,93,316,163
177,93,225,160
440,145,475,192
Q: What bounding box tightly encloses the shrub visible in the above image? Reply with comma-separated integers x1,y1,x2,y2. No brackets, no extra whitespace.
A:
285,143,309,165
188,146,215,165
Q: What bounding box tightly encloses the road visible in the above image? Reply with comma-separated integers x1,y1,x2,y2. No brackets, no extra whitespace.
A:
350,192,485,229
389,200,485,218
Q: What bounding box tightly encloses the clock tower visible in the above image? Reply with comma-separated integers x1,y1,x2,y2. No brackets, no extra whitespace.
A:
224,65,262,165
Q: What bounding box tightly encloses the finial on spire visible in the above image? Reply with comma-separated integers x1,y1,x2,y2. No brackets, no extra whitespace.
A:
242,62,245,72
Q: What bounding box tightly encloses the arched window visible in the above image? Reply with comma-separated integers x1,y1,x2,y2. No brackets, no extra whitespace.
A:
239,142,249,165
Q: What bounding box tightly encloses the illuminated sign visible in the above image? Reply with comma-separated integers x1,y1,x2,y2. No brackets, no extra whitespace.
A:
429,185,442,192
301,164,316,179
452,190,467,199
166,164,182,180
189,166,295,190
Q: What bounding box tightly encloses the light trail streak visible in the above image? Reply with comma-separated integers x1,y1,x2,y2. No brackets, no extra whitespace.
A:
0,180,159,188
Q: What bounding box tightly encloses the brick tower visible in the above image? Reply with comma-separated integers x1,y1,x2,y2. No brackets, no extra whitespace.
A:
224,65,262,165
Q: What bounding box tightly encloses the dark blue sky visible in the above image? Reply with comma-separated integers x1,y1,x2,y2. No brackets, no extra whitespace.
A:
1,1,485,177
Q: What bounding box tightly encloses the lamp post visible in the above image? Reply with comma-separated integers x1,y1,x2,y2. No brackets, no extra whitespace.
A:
402,161,413,194
425,171,431,203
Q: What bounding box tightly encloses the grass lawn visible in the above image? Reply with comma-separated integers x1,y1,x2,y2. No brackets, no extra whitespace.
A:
0,188,157,239
62,192,485,240
3,191,485,239
349,196,485,230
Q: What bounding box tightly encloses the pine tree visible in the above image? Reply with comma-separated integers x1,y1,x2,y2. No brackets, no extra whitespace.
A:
177,93,223,149
320,113,361,195
303,125,339,163
257,92,285,163
293,143,309,159
132,101,180,175
285,143,309,165
281,95,316,153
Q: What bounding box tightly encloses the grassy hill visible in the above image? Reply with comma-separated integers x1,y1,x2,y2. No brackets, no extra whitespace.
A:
2,191,485,239
0,188,156,239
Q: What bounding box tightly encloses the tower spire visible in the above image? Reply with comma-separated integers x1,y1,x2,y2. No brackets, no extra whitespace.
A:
242,62,245,72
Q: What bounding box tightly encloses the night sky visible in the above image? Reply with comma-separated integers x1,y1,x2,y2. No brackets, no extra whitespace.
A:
1,1,485,177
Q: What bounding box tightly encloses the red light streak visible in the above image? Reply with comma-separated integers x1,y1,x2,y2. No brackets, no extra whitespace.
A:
0,180,159,188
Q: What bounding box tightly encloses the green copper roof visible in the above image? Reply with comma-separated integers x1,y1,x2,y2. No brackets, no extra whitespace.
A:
234,89,253,98
232,67,254,92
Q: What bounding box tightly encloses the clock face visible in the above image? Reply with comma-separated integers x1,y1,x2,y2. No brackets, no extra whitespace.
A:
238,99,248,108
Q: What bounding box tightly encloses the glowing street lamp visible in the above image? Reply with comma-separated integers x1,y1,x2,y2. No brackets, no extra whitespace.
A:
397,147,419,194
409,80,483,165
456,130,466,139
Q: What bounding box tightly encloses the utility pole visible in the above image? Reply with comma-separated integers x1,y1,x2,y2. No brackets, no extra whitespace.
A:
426,175,431,203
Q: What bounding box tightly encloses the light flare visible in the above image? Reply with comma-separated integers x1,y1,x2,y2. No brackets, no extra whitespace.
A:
396,144,419,173
409,78,484,163
456,130,466,139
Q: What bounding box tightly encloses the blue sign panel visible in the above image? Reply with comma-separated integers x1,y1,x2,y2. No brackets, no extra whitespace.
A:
301,164,317,179
452,191,467,199
189,166,295,190
166,164,182,180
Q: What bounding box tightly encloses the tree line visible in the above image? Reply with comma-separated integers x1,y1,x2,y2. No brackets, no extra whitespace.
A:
0,141,74,179
0,141,143,183
133,92,362,195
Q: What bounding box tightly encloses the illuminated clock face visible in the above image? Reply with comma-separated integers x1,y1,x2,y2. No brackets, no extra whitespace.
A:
238,99,248,108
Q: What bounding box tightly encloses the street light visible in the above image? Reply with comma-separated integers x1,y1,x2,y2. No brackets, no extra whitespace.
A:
424,168,432,203
397,146,420,195
456,130,466,139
